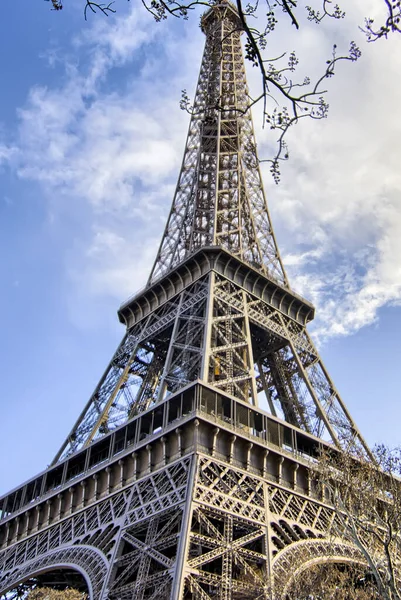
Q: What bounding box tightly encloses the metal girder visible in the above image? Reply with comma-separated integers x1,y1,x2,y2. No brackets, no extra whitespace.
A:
53,280,209,462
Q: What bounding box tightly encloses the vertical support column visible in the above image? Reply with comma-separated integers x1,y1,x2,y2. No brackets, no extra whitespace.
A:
277,457,284,485
1,497,7,521
67,488,74,516
293,463,299,491
307,470,312,497
93,474,99,502
170,455,198,600
80,481,86,509
176,429,182,458
146,445,152,474
11,517,20,544
3,521,11,548
61,460,69,486
160,437,167,466
212,428,219,457
263,449,269,478
200,272,215,383
258,361,277,417
40,474,47,496
19,486,27,511
21,510,30,539
46,499,52,526
132,452,138,481
157,294,185,403
221,514,233,600
118,459,125,488
105,467,112,495
246,442,253,470
32,505,41,534
56,493,63,521
264,480,275,588
193,420,200,451
229,435,236,464
242,290,258,405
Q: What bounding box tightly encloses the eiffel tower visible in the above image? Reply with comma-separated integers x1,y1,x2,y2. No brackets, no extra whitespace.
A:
0,2,372,599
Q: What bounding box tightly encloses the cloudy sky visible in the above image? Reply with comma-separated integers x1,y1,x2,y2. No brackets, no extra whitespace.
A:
1,0,401,496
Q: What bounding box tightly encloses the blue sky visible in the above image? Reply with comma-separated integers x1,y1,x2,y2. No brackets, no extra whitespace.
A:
1,0,401,496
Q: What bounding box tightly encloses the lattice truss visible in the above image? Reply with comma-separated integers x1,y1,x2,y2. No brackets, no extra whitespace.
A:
92,459,191,599
55,269,368,462
185,459,269,600
109,458,355,600
55,279,209,461
148,3,287,287
181,456,354,600
0,453,360,600
209,275,366,451
109,512,179,600
0,458,192,600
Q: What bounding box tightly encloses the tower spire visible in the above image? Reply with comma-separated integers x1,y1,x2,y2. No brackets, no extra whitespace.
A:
148,1,288,288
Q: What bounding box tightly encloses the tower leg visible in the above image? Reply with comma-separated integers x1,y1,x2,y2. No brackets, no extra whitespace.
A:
171,456,198,600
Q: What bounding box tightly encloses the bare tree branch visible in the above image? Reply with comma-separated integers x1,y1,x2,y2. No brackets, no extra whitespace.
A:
84,0,116,20
362,0,401,41
315,445,401,600
47,0,398,183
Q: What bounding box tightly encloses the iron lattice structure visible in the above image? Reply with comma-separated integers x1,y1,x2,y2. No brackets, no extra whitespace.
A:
0,3,372,599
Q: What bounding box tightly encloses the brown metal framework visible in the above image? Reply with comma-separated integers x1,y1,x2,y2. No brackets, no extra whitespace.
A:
0,2,373,599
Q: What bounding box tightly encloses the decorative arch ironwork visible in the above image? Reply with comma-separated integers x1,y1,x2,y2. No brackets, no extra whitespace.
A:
0,545,108,600
272,538,366,596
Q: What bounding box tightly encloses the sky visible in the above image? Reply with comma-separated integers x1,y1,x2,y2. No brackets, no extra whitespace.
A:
1,0,401,496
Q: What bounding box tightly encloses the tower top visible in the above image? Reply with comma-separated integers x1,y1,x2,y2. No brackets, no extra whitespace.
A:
201,0,242,34
148,1,288,288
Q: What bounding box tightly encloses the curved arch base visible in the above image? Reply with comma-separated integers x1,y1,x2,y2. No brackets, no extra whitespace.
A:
273,539,366,597
0,545,108,600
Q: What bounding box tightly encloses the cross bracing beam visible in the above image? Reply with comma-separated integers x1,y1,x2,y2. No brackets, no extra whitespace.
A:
0,381,350,535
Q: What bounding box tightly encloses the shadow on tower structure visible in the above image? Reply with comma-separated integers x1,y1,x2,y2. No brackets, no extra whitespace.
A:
0,2,373,599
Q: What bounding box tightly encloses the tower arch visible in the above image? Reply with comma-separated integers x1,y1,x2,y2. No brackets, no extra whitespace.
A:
0,545,108,600
272,538,366,597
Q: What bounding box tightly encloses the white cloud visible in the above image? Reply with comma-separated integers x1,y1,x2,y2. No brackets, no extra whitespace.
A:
71,226,159,299
0,144,17,165
250,4,401,342
78,5,154,64
6,4,203,325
